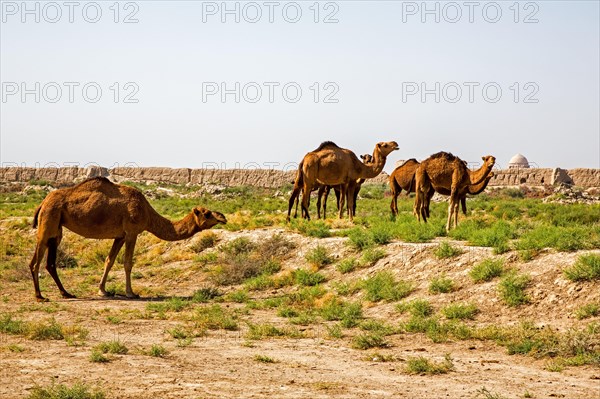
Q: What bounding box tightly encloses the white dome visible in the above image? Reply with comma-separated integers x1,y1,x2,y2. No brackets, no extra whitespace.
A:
508,154,529,168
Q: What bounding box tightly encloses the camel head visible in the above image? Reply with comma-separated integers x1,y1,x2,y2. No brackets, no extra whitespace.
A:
192,207,227,230
360,154,374,164
481,155,496,169
376,141,400,157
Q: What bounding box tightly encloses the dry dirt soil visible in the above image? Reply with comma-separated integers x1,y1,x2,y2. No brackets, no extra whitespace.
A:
1,228,599,399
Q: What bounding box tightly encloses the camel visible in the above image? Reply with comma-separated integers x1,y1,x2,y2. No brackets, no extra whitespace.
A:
390,159,494,217
414,152,495,231
288,154,374,221
300,141,399,221
29,177,227,302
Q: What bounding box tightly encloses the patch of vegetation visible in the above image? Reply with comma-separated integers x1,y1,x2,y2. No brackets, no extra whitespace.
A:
347,228,373,251
564,254,600,281
470,258,505,283
245,323,302,340
405,354,454,375
575,303,599,320
442,303,479,320
326,323,343,339
359,319,396,336
95,340,128,355
147,344,168,357
89,349,110,363
428,274,455,294
361,271,414,302
360,248,386,266
190,231,219,253
192,287,222,303
351,332,388,350
294,269,326,286
434,241,463,259
0,315,88,344
498,273,531,307
26,382,105,399
364,352,396,362
396,299,434,318
291,219,331,238
193,304,239,330
305,245,333,268
336,258,357,274
319,297,363,328
254,354,277,363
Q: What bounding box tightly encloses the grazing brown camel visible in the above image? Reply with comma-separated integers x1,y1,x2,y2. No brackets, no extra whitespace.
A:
300,141,399,221
29,177,227,302
287,153,373,221
390,159,494,217
414,152,495,231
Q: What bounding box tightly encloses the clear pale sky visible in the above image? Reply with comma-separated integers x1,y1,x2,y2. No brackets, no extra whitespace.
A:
1,1,599,171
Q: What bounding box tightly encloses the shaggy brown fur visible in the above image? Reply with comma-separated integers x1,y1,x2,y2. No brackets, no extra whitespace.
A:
29,177,226,302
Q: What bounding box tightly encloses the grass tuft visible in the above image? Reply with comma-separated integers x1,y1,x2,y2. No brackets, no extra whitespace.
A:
498,273,531,307
564,254,600,282
429,274,455,294
405,354,454,375
434,241,463,259
470,258,505,283
362,271,414,302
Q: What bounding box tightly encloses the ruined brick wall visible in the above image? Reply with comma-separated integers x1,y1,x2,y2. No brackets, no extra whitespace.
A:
0,167,597,188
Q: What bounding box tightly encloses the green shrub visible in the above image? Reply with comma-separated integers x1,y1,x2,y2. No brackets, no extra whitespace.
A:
429,274,455,294
361,248,386,266
351,332,388,350
470,258,504,283
442,303,479,320
564,254,600,282
27,382,105,399
320,297,363,328
498,273,530,307
147,344,168,357
336,258,357,274
405,354,454,375
434,241,463,259
294,269,326,286
396,299,434,317
305,245,333,268
575,303,599,320
362,271,414,302
347,228,373,250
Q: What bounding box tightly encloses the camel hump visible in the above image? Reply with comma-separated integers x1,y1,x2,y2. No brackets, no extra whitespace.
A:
74,176,114,188
429,151,458,162
313,141,339,152
398,158,419,168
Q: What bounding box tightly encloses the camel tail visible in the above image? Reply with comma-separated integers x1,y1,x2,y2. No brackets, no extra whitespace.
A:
32,205,42,229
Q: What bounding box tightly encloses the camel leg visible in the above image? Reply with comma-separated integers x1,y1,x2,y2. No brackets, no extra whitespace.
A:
316,186,325,219
45,235,75,299
98,237,125,297
347,184,356,220
301,184,312,221
323,186,331,219
447,190,459,232
353,185,360,216
287,187,300,221
29,241,48,302
334,186,341,212
338,185,347,220
123,236,139,299
390,187,399,217
461,197,467,215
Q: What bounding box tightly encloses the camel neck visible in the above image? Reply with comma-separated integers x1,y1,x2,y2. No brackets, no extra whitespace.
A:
468,176,492,195
360,148,386,178
468,163,492,186
146,211,198,241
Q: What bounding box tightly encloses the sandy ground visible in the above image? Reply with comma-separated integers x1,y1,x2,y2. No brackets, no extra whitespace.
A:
1,228,599,399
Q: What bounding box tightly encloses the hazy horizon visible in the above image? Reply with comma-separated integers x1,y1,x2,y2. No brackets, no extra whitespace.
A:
1,1,599,172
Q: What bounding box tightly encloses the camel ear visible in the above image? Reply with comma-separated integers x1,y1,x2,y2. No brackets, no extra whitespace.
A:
202,209,212,218
482,156,486,161
193,208,200,216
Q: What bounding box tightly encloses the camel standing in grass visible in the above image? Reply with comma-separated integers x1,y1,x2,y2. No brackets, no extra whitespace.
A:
299,141,398,221
414,152,495,231
390,159,494,217
29,177,227,302
288,154,373,220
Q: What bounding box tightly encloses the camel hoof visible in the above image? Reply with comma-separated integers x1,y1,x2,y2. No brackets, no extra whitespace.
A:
126,293,140,299
61,292,76,299
36,296,49,303
98,290,114,297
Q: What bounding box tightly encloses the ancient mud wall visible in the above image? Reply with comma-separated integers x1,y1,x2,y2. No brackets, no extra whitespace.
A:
0,166,598,188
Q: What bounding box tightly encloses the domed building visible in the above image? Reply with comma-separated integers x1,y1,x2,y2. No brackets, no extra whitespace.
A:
508,154,530,169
